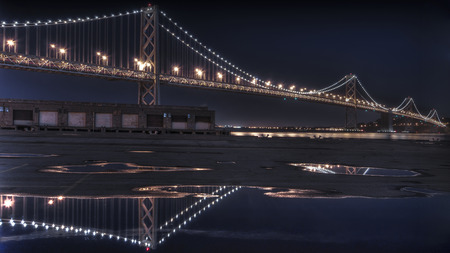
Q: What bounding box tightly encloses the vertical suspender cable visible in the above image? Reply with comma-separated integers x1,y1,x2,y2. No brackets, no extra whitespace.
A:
82,22,85,63
112,18,115,67
25,27,29,55
127,15,130,69
105,19,108,66
120,16,123,68
14,27,18,53
90,21,93,64
65,23,68,60
2,28,5,51
134,14,137,64
36,27,39,56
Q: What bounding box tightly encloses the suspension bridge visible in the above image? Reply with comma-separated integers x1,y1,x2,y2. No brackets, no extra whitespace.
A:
0,5,445,128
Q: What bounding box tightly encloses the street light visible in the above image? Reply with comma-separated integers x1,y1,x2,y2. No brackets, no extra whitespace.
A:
49,44,57,58
195,68,203,79
96,51,102,64
217,72,223,81
3,198,13,208
173,66,179,75
102,55,108,65
6,40,15,52
59,48,66,60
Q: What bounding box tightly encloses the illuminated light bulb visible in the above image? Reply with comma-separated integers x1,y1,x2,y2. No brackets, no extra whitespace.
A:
59,48,66,54
6,40,15,47
48,199,54,205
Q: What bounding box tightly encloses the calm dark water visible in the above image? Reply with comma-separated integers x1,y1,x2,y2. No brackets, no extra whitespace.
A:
1,187,449,253
231,131,448,140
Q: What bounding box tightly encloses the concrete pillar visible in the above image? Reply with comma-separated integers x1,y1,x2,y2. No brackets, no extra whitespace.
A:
380,110,393,132
187,114,195,129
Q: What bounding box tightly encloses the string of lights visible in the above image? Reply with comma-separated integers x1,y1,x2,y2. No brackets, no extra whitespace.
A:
1,10,141,28
159,11,257,84
0,218,148,248
393,97,410,111
355,77,388,110
157,186,240,245
158,186,230,230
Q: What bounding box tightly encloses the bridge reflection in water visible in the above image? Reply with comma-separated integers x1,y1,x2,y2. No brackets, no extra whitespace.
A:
1,186,450,252
0,186,240,250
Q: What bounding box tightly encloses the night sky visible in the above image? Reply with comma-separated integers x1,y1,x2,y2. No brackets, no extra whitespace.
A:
0,0,449,127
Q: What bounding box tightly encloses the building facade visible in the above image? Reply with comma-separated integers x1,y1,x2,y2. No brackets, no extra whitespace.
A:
0,99,216,134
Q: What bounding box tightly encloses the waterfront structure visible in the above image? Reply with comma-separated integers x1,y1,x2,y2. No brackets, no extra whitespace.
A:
0,99,215,133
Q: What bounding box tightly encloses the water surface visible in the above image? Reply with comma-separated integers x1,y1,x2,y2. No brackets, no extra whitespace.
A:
1,187,449,253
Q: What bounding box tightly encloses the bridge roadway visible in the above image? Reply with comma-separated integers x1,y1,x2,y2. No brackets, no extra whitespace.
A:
0,52,443,127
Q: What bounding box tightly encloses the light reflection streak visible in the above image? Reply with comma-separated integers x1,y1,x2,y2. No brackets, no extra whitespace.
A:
39,162,211,174
289,163,419,177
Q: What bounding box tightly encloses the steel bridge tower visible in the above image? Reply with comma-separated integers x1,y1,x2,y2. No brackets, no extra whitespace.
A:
138,5,160,105
139,197,157,249
345,74,357,129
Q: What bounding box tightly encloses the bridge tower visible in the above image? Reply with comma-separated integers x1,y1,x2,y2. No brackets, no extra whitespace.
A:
345,74,357,129
139,197,158,249
403,97,415,132
138,5,160,105
380,110,393,132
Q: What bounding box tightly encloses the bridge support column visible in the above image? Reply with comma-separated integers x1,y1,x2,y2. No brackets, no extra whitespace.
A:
138,81,159,105
138,5,160,106
345,75,357,129
139,198,157,249
380,110,393,132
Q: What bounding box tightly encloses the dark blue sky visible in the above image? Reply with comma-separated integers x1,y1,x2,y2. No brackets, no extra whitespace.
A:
0,0,449,126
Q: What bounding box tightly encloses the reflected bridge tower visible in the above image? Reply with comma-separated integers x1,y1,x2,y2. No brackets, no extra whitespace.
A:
139,198,157,249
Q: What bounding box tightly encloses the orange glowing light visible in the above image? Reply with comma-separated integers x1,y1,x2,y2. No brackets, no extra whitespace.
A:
3,198,13,208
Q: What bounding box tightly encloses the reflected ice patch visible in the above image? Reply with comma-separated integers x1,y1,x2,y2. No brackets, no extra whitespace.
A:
128,150,154,154
289,163,419,177
134,185,234,198
40,162,211,174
